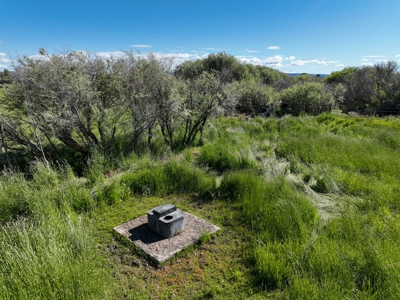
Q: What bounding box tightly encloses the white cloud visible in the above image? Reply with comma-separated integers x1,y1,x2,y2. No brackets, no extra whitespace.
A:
0,53,11,70
96,51,126,59
237,55,284,67
289,59,327,67
28,54,47,60
336,64,345,67
362,62,374,66
150,52,205,68
202,48,225,51
285,56,296,61
362,55,385,58
362,58,368,61
0,53,11,64
267,46,280,50
289,60,305,66
245,49,258,53
395,54,400,57
130,44,152,48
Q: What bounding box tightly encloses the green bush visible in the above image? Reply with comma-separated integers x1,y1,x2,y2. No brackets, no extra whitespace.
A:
279,82,335,115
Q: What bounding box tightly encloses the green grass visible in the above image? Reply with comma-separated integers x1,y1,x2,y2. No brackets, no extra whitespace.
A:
0,164,111,300
1,113,400,299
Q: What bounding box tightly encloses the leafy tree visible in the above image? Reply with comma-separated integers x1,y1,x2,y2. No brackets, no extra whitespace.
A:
324,62,400,113
177,72,236,146
0,50,177,159
1,51,99,158
0,49,236,161
324,67,356,84
1,69,10,82
175,52,287,85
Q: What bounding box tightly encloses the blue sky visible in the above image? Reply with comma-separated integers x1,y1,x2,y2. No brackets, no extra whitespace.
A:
1,0,400,74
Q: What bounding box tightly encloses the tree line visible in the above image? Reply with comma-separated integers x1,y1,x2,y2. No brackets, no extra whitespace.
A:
0,50,399,166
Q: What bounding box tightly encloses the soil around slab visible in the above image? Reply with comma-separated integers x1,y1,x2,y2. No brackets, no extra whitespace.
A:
113,210,220,263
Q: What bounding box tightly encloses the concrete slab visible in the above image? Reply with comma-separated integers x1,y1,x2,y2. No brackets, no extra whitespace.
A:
113,210,220,264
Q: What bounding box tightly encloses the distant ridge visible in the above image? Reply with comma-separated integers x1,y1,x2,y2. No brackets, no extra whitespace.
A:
286,73,328,78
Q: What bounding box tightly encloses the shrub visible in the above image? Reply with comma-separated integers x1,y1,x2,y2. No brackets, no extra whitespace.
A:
279,82,335,115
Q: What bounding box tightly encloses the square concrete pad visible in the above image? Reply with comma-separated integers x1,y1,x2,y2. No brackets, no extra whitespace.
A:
113,210,220,263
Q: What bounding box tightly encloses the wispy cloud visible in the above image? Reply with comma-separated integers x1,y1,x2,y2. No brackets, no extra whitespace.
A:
130,44,152,48
267,46,280,50
289,59,327,67
362,62,374,66
336,64,345,67
395,54,400,57
237,55,284,67
202,48,226,51
0,53,11,64
245,49,258,53
362,55,385,58
361,58,369,61
96,51,126,59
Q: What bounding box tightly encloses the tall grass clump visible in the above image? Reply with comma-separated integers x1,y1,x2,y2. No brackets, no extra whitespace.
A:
121,159,216,197
198,132,258,173
253,243,292,290
0,215,111,300
0,173,32,223
96,177,130,206
27,162,95,216
220,173,317,242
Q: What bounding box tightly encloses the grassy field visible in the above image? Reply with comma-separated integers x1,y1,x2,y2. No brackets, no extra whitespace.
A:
1,113,400,299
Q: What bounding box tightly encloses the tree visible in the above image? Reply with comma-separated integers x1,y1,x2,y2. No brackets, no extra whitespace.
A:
116,52,177,150
177,72,236,146
1,69,10,82
174,52,288,87
0,50,137,158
